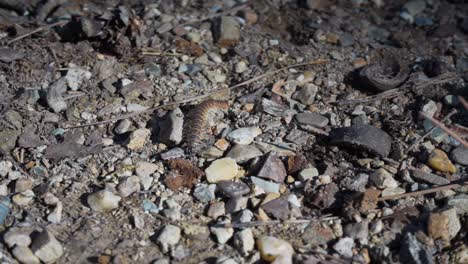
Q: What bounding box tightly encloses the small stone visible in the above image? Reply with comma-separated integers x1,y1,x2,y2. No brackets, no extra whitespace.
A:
295,112,329,128
46,78,67,113
285,128,310,145
233,229,254,256
13,246,40,264
15,178,33,193
47,201,63,223
226,197,248,213
233,209,254,223
226,127,262,145
214,138,230,151
211,225,234,244
4,228,32,248
30,230,64,263
207,202,225,218
261,197,289,220
257,236,294,263
12,190,35,206
126,128,150,151
157,225,181,253
193,184,216,203
411,169,450,185
333,237,354,258
87,190,121,212
381,187,406,197
225,144,263,163
302,222,335,246
117,176,140,197
294,83,318,105
298,167,319,181
400,233,434,264
0,129,20,155
114,119,131,134
251,176,280,193
65,66,92,91
370,168,399,189
235,61,248,73
261,98,288,117
447,194,468,215
451,146,468,166
403,0,426,16
0,160,12,177
205,158,239,183
214,16,240,47
135,161,158,178
344,173,369,192
427,149,456,173
257,153,287,183
217,180,250,198
421,100,438,117
428,208,461,244
158,108,184,146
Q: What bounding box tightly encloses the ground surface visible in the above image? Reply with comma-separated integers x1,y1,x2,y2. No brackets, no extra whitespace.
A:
0,0,467,263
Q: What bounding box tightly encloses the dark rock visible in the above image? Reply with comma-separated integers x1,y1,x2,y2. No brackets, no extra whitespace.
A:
261,197,289,220
18,126,44,148
309,183,339,209
295,112,329,128
257,153,287,183
329,123,392,157
410,169,450,185
451,146,468,166
160,148,185,160
261,98,288,117
217,181,250,198
0,48,25,63
287,154,309,174
399,233,434,264
44,142,101,161
213,16,240,48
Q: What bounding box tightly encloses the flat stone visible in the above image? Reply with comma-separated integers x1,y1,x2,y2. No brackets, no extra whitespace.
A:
257,153,287,183
217,180,250,198
117,176,140,197
333,237,354,258
428,208,461,243
261,197,289,220
193,184,216,203
257,236,294,263
135,161,158,178
451,146,468,165
295,112,329,127
329,123,392,157
261,98,288,117
251,176,280,193
427,149,456,173
87,190,121,212
226,197,248,213
210,225,234,244
411,169,450,185
205,158,239,183
158,108,184,146
157,225,181,253
233,229,254,256
381,187,406,197
370,168,399,189
207,202,225,219
214,16,240,48
160,147,185,160
447,194,468,215
225,144,263,163
294,83,318,105
4,228,32,248
30,230,64,263
226,127,262,145
298,167,319,181
13,246,40,264
285,128,310,145
301,223,335,246
126,128,150,151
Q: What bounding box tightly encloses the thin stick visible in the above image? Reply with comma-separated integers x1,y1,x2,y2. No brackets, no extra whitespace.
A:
405,109,458,154
64,59,328,129
419,111,468,148
158,3,249,34
459,96,468,111
378,182,465,201
7,20,68,44
212,216,338,228
141,51,185,57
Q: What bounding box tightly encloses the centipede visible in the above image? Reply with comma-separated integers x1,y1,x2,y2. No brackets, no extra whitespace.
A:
184,99,229,151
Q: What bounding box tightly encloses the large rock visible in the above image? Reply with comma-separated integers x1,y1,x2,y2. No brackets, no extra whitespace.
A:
205,158,239,183
30,230,64,263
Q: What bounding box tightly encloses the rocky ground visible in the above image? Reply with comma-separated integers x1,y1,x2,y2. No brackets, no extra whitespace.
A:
0,0,467,263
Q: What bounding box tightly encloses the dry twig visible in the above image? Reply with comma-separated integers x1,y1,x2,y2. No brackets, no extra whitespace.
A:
378,182,466,201
212,215,338,228
7,20,68,44
419,111,468,148
65,59,328,129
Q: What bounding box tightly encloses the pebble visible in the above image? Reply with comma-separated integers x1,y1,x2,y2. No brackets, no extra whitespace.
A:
411,169,450,185
301,223,335,246
15,178,33,193
225,144,263,163
257,236,294,263
233,229,254,256
345,173,369,192
294,83,318,105
207,202,225,219
427,149,456,173
0,160,12,177
126,128,150,151
46,78,68,113
233,209,254,223
157,225,181,253
428,208,461,243
261,197,289,220
217,180,250,198
421,100,438,117
329,123,393,157
114,119,131,134
214,16,240,48
4,228,32,248
403,0,426,16
333,237,354,258
47,201,63,223
87,190,121,212
12,190,35,206
451,146,468,165
235,61,248,73
400,233,433,264
117,176,140,197
226,127,262,145
251,176,280,193
205,158,239,183
193,184,216,203
158,108,184,145
447,194,468,215
65,66,91,91
30,230,64,263
262,98,289,117
285,128,310,145
295,112,329,128
135,161,158,178
298,167,319,181
381,187,406,197
0,129,20,154
370,168,399,189
211,225,234,244
257,153,287,183
12,245,39,264
226,197,248,213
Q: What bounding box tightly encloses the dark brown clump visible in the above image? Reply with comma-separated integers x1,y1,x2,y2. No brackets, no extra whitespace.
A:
164,159,204,192
184,99,229,151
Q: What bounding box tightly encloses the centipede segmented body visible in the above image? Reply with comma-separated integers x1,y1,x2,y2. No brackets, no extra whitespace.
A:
184,99,229,151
